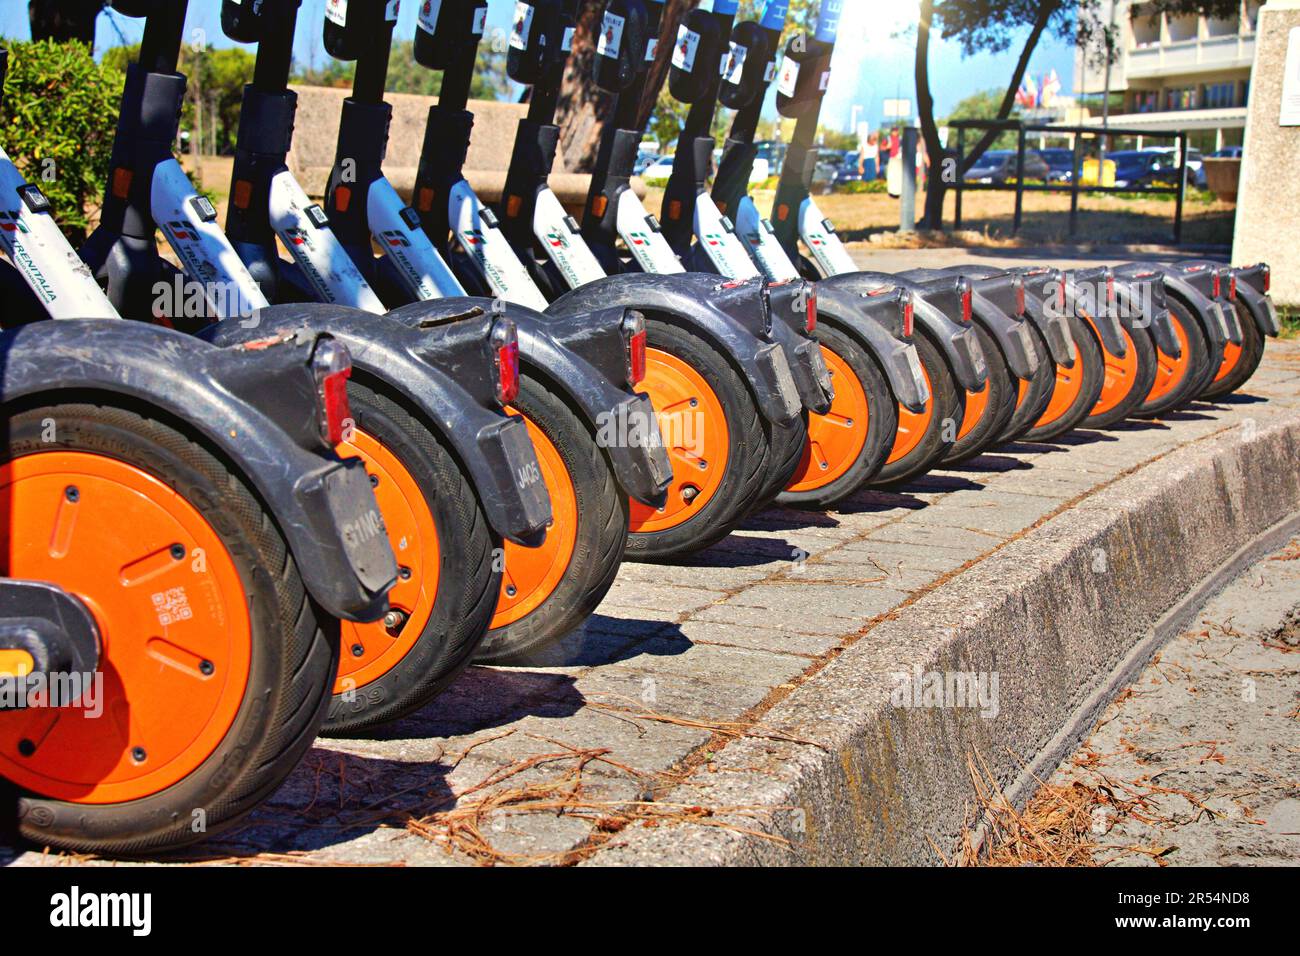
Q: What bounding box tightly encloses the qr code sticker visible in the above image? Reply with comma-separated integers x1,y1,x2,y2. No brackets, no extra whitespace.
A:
152,587,193,627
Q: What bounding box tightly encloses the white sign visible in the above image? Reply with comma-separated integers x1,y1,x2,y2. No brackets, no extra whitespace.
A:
1281,27,1300,126
883,98,913,119
672,26,701,72
597,11,625,59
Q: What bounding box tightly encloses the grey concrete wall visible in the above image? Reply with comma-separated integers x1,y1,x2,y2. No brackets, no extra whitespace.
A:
286,86,630,211
1233,1,1300,306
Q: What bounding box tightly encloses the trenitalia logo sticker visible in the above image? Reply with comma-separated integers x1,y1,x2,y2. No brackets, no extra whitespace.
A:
545,229,569,249
628,231,650,246
381,230,412,248
0,210,30,233
164,220,196,242
460,229,484,247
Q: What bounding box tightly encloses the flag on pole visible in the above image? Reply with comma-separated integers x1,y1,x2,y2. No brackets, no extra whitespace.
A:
1040,69,1062,108
1016,74,1040,109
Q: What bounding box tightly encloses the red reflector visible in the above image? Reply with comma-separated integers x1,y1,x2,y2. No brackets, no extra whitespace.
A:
961,289,972,324
902,297,914,338
1212,271,1221,298
334,185,352,213
1106,273,1115,306
629,329,647,383
491,320,520,406
1014,278,1025,316
233,179,253,210
1056,278,1066,313
804,286,817,333
592,195,608,218
312,339,353,446
1228,273,1236,300
1263,264,1271,293
111,168,133,200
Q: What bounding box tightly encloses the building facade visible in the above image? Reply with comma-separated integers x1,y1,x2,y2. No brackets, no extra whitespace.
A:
1073,0,1263,151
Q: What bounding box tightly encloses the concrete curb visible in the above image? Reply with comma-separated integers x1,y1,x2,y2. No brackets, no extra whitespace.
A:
590,415,1300,865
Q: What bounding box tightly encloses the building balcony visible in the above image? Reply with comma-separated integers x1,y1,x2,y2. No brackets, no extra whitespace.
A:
1125,32,1255,79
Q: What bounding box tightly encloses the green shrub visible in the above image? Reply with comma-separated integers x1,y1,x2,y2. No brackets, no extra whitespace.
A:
835,179,888,194
1,40,124,239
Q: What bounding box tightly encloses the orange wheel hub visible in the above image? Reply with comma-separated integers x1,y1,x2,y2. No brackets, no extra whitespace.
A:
1214,340,1243,384
1146,317,1192,403
631,347,729,534
1091,327,1139,417
0,452,251,804
335,428,439,695
955,384,990,441
492,411,578,628
786,344,870,493
887,361,934,464
1035,356,1086,429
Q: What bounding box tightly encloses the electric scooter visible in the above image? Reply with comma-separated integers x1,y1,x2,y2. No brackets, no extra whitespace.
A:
72,0,555,733
0,44,401,854
1202,261,1277,399
662,0,930,506
408,0,821,560
293,1,681,664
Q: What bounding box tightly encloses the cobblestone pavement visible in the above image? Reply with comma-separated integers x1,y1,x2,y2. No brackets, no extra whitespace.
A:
8,339,1299,867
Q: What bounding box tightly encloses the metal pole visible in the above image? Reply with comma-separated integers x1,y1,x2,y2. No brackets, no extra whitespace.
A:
1013,124,1027,234
955,125,965,231
1069,132,1081,236
1174,130,1186,244
900,125,918,233
1099,0,1118,181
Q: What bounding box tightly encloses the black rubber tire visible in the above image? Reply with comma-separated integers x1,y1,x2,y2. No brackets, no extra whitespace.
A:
1083,317,1158,429
324,381,498,736
1134,298,1211,418
1200,302,1267,400
5,402,339,855
870,328,965,487
942,321,1018,464
627,317,771,561
995,322,1056,444
776,322,899,509
751,411,808,513
473,374,628,665
1020,313,1107,442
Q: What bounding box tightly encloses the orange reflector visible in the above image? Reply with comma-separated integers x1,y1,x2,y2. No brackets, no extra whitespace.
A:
111,168,133,200
334,185,352,213
717,200,728,214
591,195,608,218
667,200,682,220
417,187,435,213
233,179,253,210
506,194,522,218
776,203,790,222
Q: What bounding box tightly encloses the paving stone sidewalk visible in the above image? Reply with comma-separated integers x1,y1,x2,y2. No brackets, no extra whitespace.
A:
10,339,1300,867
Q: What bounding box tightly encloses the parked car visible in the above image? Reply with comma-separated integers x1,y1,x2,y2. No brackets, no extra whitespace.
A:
812,149,847,193
1210,146,1243,158
633,150,661,176
1037,147,1077,183
1106,149,1182,188
1145,145,1207,187
963,148,1051,184
640,155,675,181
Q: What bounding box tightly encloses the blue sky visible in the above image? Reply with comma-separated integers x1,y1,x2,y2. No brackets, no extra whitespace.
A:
0,0,1078,130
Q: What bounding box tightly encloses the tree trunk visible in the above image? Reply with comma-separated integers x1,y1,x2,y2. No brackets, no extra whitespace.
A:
555,0,699,172
28,0,103,45
915,0,1060,230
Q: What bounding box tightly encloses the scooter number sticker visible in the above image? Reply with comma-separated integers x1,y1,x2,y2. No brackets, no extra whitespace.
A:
672,27,700,72
472,5,487,35
325,0,348,28
725,43,748,84
417,0,442,34
597,11,625,59
777,58,800,97
510,2,534,51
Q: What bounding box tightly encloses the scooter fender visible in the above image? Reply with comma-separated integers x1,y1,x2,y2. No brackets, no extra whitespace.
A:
547,273,804,426
965,265,1077,369
1131,265,1232,355
204,304,553,547
1172,260,1245,344
0,320,398,623
1065,268,1128,359
386,298,674,508
766,280,833,414
907,268,1038,381
818,270,990,393
1233,264,1280,337
1112,270,1180,358
814,283,930,413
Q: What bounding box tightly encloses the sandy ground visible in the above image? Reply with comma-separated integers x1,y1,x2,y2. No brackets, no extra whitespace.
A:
986,536,1300,867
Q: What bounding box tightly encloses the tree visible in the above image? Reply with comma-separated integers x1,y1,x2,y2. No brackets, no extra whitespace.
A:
1,40,123,239
915,0,1244,230
28,0,104,44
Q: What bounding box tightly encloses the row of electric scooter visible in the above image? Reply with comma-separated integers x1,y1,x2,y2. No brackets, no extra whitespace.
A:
0,0,1279,858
